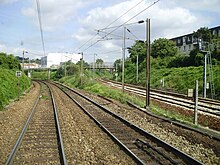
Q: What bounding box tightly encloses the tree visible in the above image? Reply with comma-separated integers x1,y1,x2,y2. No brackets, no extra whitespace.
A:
151,38,177,58
66,64,79,76
96,58,104,64
0,52,20,69
193,27,212,42
128,40,146,64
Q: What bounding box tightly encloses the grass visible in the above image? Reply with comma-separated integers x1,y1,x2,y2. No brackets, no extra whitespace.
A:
0,69,31,110
150,104,193,123
59,74,195,125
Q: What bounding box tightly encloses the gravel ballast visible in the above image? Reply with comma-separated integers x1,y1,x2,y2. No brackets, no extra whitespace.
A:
51,84,136,164
0,82,40,164
77,88,220,165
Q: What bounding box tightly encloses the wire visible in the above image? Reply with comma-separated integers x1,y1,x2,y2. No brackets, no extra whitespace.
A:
103,0,144,29
98,49,121,55
127,28,139,40
81,0,159,52
76,0,144,52
75,33,98,52
101,0,160,40
98,30,136,41
36,0,46,57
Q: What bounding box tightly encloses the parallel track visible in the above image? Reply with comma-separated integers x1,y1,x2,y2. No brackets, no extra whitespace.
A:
99,79,220,117
52,81,202,165
5,82,66,165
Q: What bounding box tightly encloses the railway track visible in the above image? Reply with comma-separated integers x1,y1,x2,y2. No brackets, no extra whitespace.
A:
52,81,202,165
99,79,220,117
5,82,66,165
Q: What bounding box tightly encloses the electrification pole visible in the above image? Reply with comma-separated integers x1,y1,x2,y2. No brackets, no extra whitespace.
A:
122,26,126,93
146,18,150,109
136,54,138,83
80,52,84,86
93,53,97,79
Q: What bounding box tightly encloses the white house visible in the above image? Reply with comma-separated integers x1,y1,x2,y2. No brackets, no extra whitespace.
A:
41,53,81,68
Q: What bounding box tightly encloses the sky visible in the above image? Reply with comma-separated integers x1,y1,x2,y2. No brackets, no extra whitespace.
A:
0,0,219,63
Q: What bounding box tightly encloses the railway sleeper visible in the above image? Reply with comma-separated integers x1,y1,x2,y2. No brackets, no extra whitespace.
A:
135,139,181,164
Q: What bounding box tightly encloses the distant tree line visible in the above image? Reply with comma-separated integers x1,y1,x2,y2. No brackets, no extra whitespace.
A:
118,27,220,71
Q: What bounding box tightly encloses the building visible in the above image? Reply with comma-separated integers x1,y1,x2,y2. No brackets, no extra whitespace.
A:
20,63,40,69
41,53,81,68
170,26,220,55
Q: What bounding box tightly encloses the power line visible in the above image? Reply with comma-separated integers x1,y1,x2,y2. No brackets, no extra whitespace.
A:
104,0,144,29
127,28,139,40
81,0,160,52
76,0,144,52
75,33,98,52
98,30,136,41
101,0,160,40
36,0,46,57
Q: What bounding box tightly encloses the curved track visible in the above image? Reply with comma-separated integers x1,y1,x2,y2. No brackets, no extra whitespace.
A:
5,81,66,165
51,81,202,165
99,79,220,117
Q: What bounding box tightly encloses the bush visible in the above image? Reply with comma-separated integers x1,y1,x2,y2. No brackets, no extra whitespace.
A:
0,69,31,110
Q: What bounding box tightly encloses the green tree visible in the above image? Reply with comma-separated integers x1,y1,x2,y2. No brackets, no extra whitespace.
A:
66,64,79,76
151,38,178,58
193,27,212,42
96,58,104,64
0,52,20,69
128,40,146,64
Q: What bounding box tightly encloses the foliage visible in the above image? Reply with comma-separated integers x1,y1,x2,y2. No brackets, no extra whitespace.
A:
193,27,212,42
96,58,104,65
31,71,49,80
151,38,178,58
128,40,146,64
0,52,20,70
66,63,79,76
0,69,31,110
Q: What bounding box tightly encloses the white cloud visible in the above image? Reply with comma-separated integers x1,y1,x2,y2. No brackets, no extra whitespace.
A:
22,0,96,31
0,43,7,52
0,0,19,5
170,0,220,13
73,0,208,61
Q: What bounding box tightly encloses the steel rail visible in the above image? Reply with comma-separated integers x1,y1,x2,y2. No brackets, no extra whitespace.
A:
52,82,203,165
5,82,41,165
99,79,220,116
5,81,66,165
54,83,145,164
101,78,220,106
46,83,67,165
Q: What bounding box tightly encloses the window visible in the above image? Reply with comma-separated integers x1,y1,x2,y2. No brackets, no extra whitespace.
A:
189,45,191,50
183,46,186,51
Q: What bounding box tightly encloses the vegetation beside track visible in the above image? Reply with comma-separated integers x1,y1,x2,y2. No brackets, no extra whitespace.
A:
0,69,31,110
58,74,214,129
0,54,31,110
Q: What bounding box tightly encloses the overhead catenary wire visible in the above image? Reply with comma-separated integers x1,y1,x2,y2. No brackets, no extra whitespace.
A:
36,0,46,57
76,0,144,52
101,0,160,40
81,0,160,52
127,28,139,40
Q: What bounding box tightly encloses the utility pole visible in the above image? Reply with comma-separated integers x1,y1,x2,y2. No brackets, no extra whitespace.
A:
194,80,198,125
122,26,126,93
146,18,150,109
28,58,31,78
22,50,28,71
93,53,97,79
22,51,24,71
203,53,207,98
80,52,84,86
199,38,208,98
136,54,138,83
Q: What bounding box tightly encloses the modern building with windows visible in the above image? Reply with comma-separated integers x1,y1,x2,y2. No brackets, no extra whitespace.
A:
170,26,220,55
